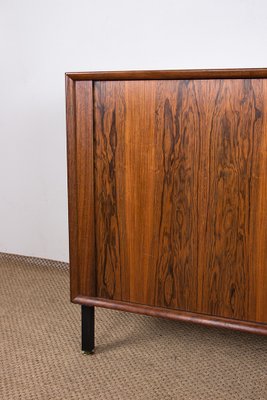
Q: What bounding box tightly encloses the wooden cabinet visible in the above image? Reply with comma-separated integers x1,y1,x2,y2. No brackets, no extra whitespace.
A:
66,69,267,353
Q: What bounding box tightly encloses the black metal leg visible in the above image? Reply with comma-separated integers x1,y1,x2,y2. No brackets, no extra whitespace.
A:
81,305,95,354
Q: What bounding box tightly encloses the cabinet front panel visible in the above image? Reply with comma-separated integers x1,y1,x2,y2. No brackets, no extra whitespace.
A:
93,79,267,323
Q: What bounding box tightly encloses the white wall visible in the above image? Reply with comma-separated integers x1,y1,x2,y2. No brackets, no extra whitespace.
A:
0,0,266,262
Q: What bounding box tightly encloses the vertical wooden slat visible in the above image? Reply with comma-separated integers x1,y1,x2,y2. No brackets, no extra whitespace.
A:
66,77,96,299
93,81,126,300
153,80,200,311
75,80,96,297
254,79,267,323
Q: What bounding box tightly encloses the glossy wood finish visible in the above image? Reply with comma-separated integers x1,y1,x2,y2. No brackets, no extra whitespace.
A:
94,79,267,324
66,69,267,337
66,68,267,81
66,78,96,298
66,76,79,299
74,295,267,336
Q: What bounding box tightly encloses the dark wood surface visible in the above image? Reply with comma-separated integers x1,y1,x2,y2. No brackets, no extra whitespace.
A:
66,76,79,299
66,68,267,81
66,70,267,334
66,78,96,298
93,79,267,324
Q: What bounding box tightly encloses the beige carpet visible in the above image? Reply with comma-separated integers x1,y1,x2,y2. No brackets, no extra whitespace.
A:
0,253,267,400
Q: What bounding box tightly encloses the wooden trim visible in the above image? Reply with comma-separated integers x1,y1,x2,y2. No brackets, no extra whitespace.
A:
73,295,267,336
65,76,79,299
66,68,267,81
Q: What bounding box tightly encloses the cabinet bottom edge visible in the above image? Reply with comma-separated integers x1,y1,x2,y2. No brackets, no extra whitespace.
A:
72,295,267,336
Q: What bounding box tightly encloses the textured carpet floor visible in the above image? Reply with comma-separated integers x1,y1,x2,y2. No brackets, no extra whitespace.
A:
0,253,267,400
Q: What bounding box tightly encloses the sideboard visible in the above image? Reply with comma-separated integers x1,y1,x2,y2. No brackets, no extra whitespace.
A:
65,69,267,353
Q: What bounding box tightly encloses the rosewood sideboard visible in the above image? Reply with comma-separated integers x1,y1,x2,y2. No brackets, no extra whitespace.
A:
65,69,267,353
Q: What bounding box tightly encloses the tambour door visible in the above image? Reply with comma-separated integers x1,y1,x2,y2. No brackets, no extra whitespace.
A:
93,79,267,324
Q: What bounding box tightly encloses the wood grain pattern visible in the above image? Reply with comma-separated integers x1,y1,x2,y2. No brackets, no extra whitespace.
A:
93,78,267,324
66,79,96,299
254,79,267,323
75,81,96,297
153,80,200,311
93,81,125,300
195,79,265,322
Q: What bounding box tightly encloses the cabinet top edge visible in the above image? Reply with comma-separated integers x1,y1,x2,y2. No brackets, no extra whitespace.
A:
65,68,267,81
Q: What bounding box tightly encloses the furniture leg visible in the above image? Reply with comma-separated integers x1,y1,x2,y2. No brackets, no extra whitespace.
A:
81,305,95,354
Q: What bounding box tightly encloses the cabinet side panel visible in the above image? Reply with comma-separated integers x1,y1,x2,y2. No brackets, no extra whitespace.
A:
66,76,79,299
75,81,96,297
